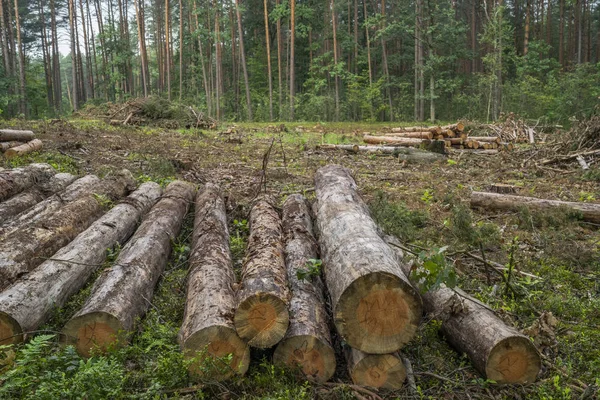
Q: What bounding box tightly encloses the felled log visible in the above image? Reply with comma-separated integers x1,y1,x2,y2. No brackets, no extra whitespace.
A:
316,144,445,163
0,170,135,291
5,139,43,159
446,138,464,145
0,182,162,346
451,149,499,155
0,173,76,220
487,184,518,194
62,181,195,357
441,122,465,132
314,165,422,354
469,136,501,144
385,131,433,140
0,141,24,152
499,142,515,151
363,135,429,147
273,194,336,383
0,163,55,202
471,191,600,224
179,184,250,380
345,348,406,389
0,129,35,141
391,125,441,134
234,199,290,348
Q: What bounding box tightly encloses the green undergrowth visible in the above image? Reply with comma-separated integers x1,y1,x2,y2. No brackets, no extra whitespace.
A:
1,151,80,175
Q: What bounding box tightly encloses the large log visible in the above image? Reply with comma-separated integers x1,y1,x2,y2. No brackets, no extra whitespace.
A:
316,144,445,162
345,348,406,389
0,163,55,202
5,139,44,159
0,141,24,152
0,170,135,291
0,129,35,141
386,236,541,384
234,199,290,348
179,184,250,380
391,125,441,134
363,135,429,147
0,173,76,220
273,194,336,383
384,131,433,139
471,191,600,224
468,136,501,144
62,181,195,357
0,182,162,346
314,165,422,354
441,122,465,132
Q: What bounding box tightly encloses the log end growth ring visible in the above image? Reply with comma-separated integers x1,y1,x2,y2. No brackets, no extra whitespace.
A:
273,335,336,383
234,292,289,348
335,272,422,354
486,336,541,384
183,325,250,381
62,312,124,357
0,313,23,345
351,353,407,389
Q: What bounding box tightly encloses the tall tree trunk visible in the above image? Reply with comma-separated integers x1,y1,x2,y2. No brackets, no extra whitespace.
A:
353,0,358,74
331,0,340,121
276,0,283,119
546,0,552,55
13,0,27,117
214,0,221,119
381,0,392,121
38,0,54,113
165,0,171,100
559,0,564,66
0,0,12,82
236,0,253,120
86,0,99,99
364,0,372,86
264,0,273,121
94,0,109,100
576,0,582,64
179,0,183,100
289,0,295,120
135,0,148,97
524,0,530,55
69,0,79,110
193,0,211,115
79,0,94,99
50,0,61,110
471,0,477,72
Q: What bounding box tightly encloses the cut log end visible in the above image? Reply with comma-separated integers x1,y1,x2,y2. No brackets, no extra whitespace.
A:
273,335,336,383
486,336,541,384
234,292,289,348
62,312,125,357
183,325,250,380
349,352,407,389
0,312,23,345
336,272,421,354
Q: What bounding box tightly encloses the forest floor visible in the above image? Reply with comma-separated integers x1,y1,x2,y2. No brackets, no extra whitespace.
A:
0,118,599,399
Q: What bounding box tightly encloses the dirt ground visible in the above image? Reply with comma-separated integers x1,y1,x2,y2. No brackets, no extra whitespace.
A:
1,118,599,399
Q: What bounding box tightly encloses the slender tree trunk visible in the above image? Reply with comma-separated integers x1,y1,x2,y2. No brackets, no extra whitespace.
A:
353,0,358,74
79,0,94,99
236,0,253,120
69,0,79,110
193,0,211,115
546,0,552,55
264,0,273,121
524,0,530,55
86,0,99,98
94,0,109,99
381,0,392,121
559,0,564,66
165,0,171,100
13,0,27,117
364,0,372,86
0,0,12,80
331,0,340,121
135,0,148,97
50,0,62,110
214,0,221,119
179,0,183,100
38,0,55,113
576,0,582,64
289,0,295,120
471,0,477,73
276,0,283,119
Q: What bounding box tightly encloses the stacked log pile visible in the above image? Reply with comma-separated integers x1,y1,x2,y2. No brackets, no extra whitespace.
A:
0,129,43,158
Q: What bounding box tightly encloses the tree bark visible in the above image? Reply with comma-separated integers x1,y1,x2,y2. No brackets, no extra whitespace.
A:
50,0,62,111
0,173,76,219
179,184,250,381
345,348,406,389
471,191,600,223
235,0,253,120
5,139,44,159
69,0,79,110
13,0,27,117
314,165,422,354
0,163,55,202
391,125,442,134
331,0,340,121
273,194,336,383
135,0,148,97
234,199,289,348
62,181,195,357
289,0,296,120
0,171,135,291
363,135,429,147
0,182,162,346
165,0,171,100
0,129,34,141
276,0,283,118
263,0,273,121
179,0,183,100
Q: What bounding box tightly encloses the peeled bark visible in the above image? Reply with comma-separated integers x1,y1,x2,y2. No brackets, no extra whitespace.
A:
0,141,24,152
0,163,55,202
179,184,250,380
234,199,290,348
314,165,422,354
363,135,429,147
0,129,35,141
391,125,441,134
62,181,195,357
471,191,600,224
273,194,336,383
0,173,76,220
0,170,135,291
0,182,162,346
5,139,44,159
345,348,406,389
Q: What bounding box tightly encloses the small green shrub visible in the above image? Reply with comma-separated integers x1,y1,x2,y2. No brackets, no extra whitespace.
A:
369,191,428,242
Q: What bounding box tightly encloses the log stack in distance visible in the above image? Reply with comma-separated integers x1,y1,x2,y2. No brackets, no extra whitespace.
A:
234,199,290,348
273,194,336,383
62,181,196,357
179,184,250,380
314,165,422,354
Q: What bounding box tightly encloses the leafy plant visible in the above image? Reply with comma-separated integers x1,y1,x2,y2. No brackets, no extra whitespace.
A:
411,246,457,293
421,189,434,204
93,193,114,209
296,258,322,281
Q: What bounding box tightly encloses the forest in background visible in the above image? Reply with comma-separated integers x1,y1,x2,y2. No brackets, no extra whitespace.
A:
0,0,599,123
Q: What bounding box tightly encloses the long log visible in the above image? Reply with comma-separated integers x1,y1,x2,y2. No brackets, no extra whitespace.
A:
0,163,55,202
0,182,162,346
273,194,336,383
316,144,445,162
441,122,465,132
62,181,195,357
234,199,290,348
385,237,540,384
0,170,135,291
0,129,35,141
345,348,406,389
469,136,501,144
391,125,441,134
0,141,24,152
363,135,429,147
314,165,422,354
5,139,44,159
384,131,433,139
179,184,250,380
0,173,76,220
471,191,600,224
